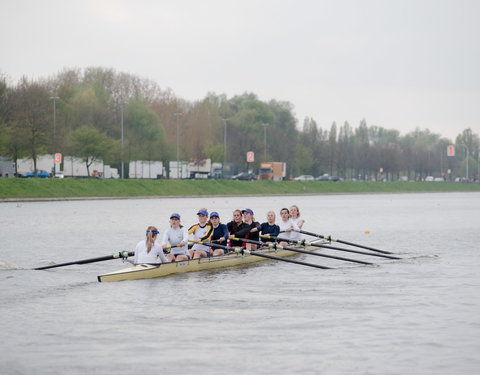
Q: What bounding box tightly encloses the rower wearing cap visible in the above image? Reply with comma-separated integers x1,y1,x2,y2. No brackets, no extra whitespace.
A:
188,208,214,259
235,208,262,250
133,226,169,264
209,211,229,256
162,213,190,262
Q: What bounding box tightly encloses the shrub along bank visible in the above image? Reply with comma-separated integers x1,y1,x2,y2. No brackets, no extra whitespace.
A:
1,178,480,201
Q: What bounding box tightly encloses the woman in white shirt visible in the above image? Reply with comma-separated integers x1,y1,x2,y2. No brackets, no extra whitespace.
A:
133,226,169,264
162,213,189,262
277,208,295,244
289,205,304,241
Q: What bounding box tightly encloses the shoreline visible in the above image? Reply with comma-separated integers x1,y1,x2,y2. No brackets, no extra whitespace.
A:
2,179,479,202
2,189,478,203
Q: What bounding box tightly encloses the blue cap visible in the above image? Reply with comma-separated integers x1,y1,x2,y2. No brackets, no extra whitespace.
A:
242,208,254,215
197,210,208,216
170,213,180,220
210,212,219,218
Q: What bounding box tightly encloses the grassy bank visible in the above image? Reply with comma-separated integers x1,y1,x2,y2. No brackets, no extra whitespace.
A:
1,178,480,200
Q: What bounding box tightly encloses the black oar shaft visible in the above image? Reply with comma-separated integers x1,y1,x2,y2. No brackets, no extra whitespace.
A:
299,230,393,254
265,235,400,260
238,237,372,265
249,251,331,269
312,243,400,260
34,251,133,270
281,245,372,265
203,242,331,270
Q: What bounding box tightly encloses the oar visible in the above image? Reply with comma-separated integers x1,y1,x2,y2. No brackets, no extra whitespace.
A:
203,242,332,270
297,229,393,254
262,235,401,260
34,251,134,270
231,237,373,266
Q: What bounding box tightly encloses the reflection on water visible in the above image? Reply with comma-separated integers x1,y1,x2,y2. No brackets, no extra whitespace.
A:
1,193,480,374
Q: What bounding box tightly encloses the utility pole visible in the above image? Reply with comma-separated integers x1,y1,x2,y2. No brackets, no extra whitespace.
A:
174,112,183,179
120,103,124,179
223,118,228,178
50,96,60,176
457,144,469,180
262,123,269,161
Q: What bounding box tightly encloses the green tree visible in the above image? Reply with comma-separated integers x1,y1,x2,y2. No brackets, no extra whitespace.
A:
337,121,353,179
293,144,314,176
328,122,338,176
125,99,167,162
70,125,115,176
9,78,51,175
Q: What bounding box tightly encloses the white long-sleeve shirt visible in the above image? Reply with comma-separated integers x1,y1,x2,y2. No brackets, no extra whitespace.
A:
276,219,301,240
289,217,304,241
162,227,189,256
133,239,168,264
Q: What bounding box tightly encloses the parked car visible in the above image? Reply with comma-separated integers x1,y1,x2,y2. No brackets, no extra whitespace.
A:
315,174,330,181
294,175,315,181
231,172,256,181
24,170,50,178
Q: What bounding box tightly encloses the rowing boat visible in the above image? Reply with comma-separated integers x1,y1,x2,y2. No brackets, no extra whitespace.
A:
97,240,325,282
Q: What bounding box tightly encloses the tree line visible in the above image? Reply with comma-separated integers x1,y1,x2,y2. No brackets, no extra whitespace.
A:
0,67,478,180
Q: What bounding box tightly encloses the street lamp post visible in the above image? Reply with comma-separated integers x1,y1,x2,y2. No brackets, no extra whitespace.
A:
223,118,228,178
50,96,59,176
457,144,469,180
174,112,182,179
262,123,269,161
120,104,124,179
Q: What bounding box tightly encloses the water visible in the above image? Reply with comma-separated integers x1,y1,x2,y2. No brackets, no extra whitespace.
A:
1,193,479,375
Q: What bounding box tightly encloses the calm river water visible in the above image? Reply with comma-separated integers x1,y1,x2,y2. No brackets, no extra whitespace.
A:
1,192,479,375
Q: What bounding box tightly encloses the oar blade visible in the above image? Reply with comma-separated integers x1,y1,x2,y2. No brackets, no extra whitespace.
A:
34,251,133,270
298,230,394,254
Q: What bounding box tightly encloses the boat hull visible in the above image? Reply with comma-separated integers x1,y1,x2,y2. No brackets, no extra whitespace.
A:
97,243,321,282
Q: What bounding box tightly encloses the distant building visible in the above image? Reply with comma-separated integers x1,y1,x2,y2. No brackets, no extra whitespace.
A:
0,157,15,177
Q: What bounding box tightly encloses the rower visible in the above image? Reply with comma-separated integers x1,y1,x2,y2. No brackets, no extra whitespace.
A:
289,204,304,241
234,208,261,250
276,207,295,246
227,209,246,247
209,212,229,256
162,213,189,262
260,211,280,243
133,226,169,264
188,208,214,259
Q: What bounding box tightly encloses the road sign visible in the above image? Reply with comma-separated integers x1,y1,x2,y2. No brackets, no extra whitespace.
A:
447,145,455,157
55,153,62,164
246,151,254,163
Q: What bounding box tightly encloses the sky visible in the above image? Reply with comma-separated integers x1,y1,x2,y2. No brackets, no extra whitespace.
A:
1,0,479,140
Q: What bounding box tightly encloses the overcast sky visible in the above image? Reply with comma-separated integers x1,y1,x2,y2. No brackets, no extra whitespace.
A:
1,0,479,140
